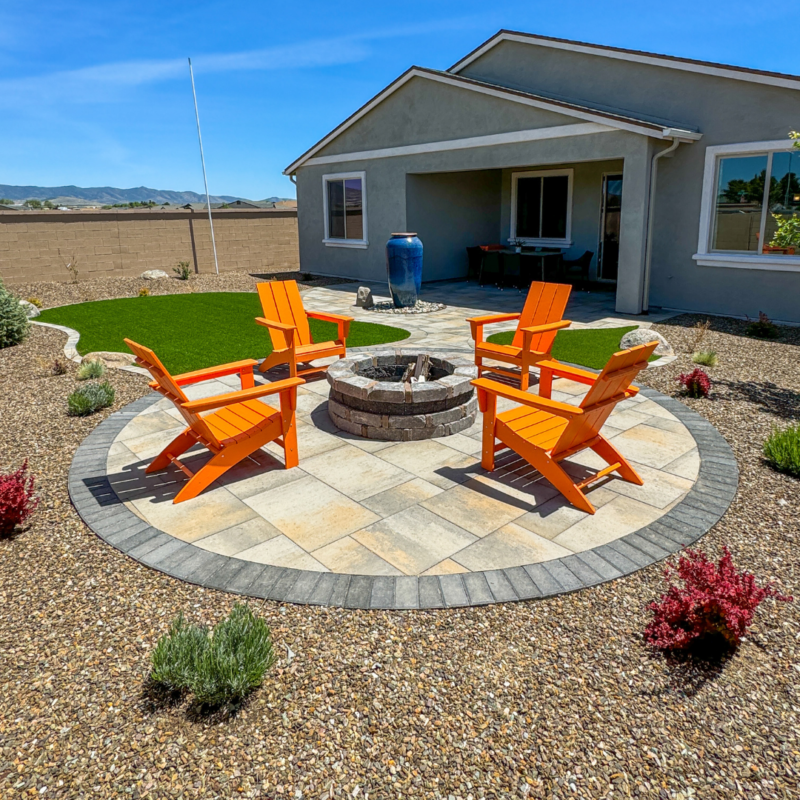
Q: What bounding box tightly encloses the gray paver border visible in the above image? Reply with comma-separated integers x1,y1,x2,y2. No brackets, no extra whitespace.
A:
68,368,738,610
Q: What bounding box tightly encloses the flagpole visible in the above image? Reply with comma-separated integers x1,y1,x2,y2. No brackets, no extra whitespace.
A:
188,57,219,275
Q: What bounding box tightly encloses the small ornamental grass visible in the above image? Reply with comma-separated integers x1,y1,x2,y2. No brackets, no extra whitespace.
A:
0,279,30,348
76,358,106,380
691,350,718,367
746,311,780,340
676,367,711,398
25,296,43,309
149,604,276,708
0,460,39,537
763,423,800,478
67,381,115,416
173,260,191,280
645,547,792,653
138,286,150,297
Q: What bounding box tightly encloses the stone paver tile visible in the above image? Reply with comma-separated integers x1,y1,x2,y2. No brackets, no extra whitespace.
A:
553,495,663,551
264,419,345,460
610,423,696,469
122,425,186,461
302,379,332,397
421,480,531,537
181,379,234,401
514,486,617,539
106,441,140,474
437,432,483,456
245,475,379,551
601,408,653,431
312,536,402,576
195,517,282,556
116,410,185,443
602,462,693,509
361,477,443,517
353,506,477,575
634,398,682,420
237,534,328,571
218,452,305,500
421,558,470,576
301,445,411,501
551,378,586,396
130,485,256,543
452,523,572,571
662,448,701,481
294,392,328,418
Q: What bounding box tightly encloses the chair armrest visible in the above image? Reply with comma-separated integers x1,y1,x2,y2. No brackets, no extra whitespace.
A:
536,359,598,386
520,319,572,336
468,312,520,343
471,378,583,418
173,359,258,386
182,377,305,413
255,317,297,350
306,311,352,341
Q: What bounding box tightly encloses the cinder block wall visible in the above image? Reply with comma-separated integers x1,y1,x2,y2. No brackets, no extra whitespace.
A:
0,208,300,284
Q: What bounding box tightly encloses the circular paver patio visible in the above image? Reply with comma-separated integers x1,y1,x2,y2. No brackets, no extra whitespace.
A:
69,353,737,608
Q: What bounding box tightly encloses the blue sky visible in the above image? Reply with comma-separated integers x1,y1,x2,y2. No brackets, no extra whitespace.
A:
0,1,795,200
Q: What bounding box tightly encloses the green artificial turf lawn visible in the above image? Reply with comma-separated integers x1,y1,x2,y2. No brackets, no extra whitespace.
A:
486,325,657,370
39,293,410,374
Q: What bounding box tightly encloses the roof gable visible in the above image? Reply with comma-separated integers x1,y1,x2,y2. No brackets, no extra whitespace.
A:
450,30,800,90
284,68,697,174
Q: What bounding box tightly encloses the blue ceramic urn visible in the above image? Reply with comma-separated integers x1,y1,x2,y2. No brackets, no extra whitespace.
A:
386,232,423,308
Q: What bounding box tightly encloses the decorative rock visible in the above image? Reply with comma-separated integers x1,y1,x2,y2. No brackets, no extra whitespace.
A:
82,351,138,369
140,269,170,280
620,327,674,357
355,286,374,309
19,299,40,318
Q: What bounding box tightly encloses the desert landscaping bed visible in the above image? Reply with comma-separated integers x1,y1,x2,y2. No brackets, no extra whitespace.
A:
0,294,798,798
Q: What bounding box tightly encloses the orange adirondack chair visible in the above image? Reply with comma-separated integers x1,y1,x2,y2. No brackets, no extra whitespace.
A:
256,280,354,378
125,339,304,504
467,281,572,392
472,342,657,514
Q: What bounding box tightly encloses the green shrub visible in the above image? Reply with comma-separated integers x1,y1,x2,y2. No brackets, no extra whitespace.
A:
149,604,276,708
150,614,209,693
67,381,115,416
0,280,30,348
746,312,780,340
25,296,43,309
173,261,191,280
763,424,800,478
76,359,106,380
692,350,718,367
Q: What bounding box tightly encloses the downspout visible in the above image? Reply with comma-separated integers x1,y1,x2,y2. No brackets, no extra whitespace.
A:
641,135,682,313
289,174,297,185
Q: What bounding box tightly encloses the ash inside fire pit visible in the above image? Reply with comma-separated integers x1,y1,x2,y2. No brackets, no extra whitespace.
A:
326,351,478,441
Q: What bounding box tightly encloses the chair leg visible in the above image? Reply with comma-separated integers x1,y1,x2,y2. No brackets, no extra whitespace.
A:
479,390,497,471
146,429,196,473
475,354,483,379
519,362,530,391
280,391,299,469
538,366,553,399
591,435,643,485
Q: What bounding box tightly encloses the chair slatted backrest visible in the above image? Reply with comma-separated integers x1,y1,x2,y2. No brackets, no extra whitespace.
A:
551,342,657,456
511,281,571,353
124,338,221,448
257,280,312,349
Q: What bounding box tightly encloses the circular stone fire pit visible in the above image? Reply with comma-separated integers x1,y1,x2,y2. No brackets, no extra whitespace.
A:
327,351,478,441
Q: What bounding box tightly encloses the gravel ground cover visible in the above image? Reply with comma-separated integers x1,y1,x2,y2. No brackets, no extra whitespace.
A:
0,304,798,799
10,269,349,310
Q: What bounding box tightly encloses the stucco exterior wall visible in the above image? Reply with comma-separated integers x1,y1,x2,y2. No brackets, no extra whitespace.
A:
460,41,800,321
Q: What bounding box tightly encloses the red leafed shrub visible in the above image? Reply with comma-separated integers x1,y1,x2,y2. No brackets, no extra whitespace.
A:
676,367,711,398
0,460,39,537
644,547,792,652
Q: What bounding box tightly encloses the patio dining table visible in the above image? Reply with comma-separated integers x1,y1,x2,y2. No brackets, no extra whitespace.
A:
499,247,564,283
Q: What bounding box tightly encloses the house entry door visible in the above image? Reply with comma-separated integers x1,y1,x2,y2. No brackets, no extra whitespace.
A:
598,174,623,281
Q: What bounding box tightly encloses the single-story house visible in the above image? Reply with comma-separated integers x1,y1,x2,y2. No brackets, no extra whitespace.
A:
285,30,800,323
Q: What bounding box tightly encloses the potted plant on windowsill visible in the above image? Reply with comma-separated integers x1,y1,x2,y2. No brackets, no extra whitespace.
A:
767,214,800,255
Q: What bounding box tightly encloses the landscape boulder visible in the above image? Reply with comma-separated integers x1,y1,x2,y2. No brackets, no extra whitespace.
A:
355,286,374,309
19,300,40,318
140,269,170,280
620,327,673,357
82,351,138,369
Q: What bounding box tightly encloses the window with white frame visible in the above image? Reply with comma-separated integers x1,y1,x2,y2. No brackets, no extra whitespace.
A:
323,172,367,247
510,169,573,246
696,141,800,270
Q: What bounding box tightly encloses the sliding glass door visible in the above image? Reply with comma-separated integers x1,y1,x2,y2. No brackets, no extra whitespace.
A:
598,174,623,281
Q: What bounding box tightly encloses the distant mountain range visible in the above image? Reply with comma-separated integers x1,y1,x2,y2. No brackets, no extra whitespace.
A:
0,184,292,205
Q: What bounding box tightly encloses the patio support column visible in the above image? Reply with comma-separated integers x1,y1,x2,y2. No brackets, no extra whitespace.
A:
615,137,655,315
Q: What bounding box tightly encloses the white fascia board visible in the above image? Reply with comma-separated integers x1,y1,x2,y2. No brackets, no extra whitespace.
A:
304,122,614,167
449,32,800,92
284,69,693,175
